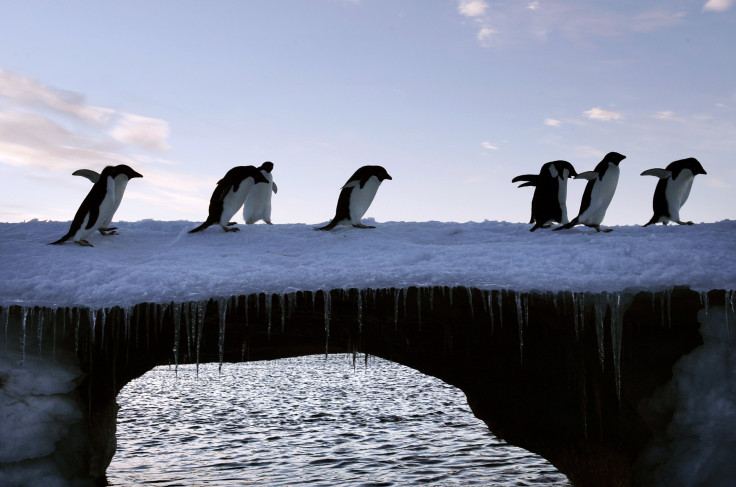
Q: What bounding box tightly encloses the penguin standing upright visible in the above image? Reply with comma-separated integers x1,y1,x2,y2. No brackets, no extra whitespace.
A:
72,164,143,235
554,151,626,232
512,160,577,232
641,157,707,226
50,165,141,246
316,165,392,231
189,166,268,233
243,161,277,224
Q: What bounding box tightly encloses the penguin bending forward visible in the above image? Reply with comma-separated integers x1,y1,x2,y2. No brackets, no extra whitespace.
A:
72,165,143,235
316,165,392,231
512,160,577,232
189,166,268,233
243,161,277,224
641,157,707,226
554,151,626,233
50,165,142,246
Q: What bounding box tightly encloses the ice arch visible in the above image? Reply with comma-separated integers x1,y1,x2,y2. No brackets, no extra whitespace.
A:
1,286,732,486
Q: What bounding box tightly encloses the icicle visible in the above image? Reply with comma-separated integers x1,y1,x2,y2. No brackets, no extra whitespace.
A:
279,294,286,332
74,307,81,353
52,308,58,360
487,291,494,333
496,291,504,329
727,290,734,338
311,291,316,313
593,294,607,370
403,287,408,318
429,287,435,312
255,293,261,322
20,307,28,365
416,288,421,329
217,297,227,372
99,308,107,350
172,302,181,372
90,308,97,346
515,293,524,362
466,288,474,322
448,286,454,308
265,293,273,336
323,290,331,355
36,307,44,357
393,288,401,330
244,295,249,328
701,291,710,329
609,292,624,402
196,300,206,375
357,289,363,332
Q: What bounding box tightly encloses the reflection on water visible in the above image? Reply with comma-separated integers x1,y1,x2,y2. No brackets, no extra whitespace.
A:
108,355,569,486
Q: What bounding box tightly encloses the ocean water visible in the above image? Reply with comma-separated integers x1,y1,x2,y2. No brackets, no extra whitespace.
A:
107,355,570,486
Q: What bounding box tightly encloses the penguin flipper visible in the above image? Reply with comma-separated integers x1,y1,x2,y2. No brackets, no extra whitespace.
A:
574,172,599,181
73,169,101,183
517,181,536,188
511,174,537,184
272,182,278,194
640,168,671,178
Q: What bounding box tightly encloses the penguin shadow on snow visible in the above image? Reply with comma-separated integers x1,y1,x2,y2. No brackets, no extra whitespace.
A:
315,165,392,231
49,164,143,247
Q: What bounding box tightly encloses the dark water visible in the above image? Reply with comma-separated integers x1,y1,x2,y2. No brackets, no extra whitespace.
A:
108,355,569,486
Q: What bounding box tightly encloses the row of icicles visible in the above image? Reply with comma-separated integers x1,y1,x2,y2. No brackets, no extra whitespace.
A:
2,288,734,399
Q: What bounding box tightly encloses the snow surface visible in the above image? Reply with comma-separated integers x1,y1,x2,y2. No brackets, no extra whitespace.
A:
1,219,735,309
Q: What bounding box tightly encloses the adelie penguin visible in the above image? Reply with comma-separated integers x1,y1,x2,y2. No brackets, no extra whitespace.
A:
316,165,392,231
243,161,277,225
72,165,143,235
554,151,626,233
641,157,707,226
189,166,269,233
50,164,143,247
512,160,577,232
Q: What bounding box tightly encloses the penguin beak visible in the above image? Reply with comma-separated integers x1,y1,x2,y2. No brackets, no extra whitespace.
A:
384,174,392,181
131,171,143,179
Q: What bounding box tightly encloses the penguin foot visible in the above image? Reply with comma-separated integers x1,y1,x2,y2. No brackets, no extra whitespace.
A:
353,224,376,229
100,230,119,236
99,226,118,232
265,221,273,225
223,226,240,232
227,222,237,226
676,220,694,226
75,240,94,247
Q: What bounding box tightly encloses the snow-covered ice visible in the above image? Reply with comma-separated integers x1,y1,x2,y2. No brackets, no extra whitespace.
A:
1,219,735,309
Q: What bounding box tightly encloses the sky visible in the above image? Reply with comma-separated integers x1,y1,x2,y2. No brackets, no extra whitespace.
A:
0,0,734,226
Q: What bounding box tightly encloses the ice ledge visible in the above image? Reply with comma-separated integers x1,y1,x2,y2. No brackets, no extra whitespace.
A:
1,219,735,309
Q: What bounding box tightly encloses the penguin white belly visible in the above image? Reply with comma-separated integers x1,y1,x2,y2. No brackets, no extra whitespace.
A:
103,176,129,227
558,178,569,224
243,173,273,223
75,176,116,241
220,182,252,226
347,177,381,224
580,167,619,225
665,170,695,222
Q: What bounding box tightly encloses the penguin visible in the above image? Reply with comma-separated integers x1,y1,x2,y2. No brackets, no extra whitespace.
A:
72,164,143,235
512,160,577,232
554,151,626,233
243,161,277,225
50,165,141,246
189,166,269,233
641,157,707,226
316,165,392,231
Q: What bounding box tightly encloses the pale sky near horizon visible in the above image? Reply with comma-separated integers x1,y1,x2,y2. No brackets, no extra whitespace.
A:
0,0,734,227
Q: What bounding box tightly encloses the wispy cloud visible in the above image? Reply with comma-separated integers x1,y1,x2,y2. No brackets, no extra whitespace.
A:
110,113,171,152
481,141,498,150
458,0,488,17
703,0,734,12
583,107,624,122
544,118,562,127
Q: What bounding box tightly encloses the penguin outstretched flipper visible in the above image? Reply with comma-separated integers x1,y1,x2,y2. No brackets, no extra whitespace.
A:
641,158,706,227
71,165,142,235
316,165,392,231
513,160,577,231
73,169,101,183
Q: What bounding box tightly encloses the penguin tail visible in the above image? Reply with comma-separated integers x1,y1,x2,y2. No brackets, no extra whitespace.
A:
553,218,578,231
188,220,215,233
49,233,72,245
643,216,658,227
315,219,338,231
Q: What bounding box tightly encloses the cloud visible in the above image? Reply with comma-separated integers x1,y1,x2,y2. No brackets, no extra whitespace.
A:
583,107,624,122
110,113,171,152
458,0,488,17
703,0,734,12
0,69,114,124
653,110,678,121
477,26,496,43
481,141,498,150
544,118,562,127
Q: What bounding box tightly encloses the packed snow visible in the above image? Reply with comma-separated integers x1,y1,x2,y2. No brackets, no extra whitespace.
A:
1,218,735,309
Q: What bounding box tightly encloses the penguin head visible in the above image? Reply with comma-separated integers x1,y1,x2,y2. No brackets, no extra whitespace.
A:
668,157,707,178
372,165,392,182
603,152,626,166
550,160,577,180
259,161,274,173
112,164,143,180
